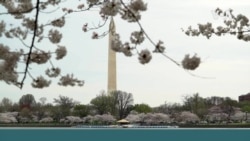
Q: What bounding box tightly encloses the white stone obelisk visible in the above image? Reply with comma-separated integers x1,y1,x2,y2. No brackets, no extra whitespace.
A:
107,17,117,94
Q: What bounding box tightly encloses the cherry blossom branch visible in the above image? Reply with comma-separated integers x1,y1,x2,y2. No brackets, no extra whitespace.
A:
119,0,156,46
119,0,182,67
118,0,203,74
184,8,250,41
20,0,40,89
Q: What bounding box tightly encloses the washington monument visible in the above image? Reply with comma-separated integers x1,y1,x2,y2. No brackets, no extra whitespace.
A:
107,17,117,94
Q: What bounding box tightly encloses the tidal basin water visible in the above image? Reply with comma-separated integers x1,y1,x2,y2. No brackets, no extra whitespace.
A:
0,127,249,141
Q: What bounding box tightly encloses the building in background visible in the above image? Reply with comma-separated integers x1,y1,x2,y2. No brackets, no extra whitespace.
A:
239,93,250,102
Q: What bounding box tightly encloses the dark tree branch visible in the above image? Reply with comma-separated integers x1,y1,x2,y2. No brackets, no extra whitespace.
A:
20,0,40,89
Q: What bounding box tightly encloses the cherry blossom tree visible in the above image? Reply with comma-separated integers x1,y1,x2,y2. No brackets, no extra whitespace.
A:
82,115,94,124
231,111,245,122
93,114,116,124
0,0,202,89
125,111,141,123
176,111,200,124
125,111,171,125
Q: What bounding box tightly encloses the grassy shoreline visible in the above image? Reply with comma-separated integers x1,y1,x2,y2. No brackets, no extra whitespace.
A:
0,123,72,127
1,123,250,128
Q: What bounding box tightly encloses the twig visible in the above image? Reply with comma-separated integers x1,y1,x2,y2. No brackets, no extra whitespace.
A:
17,36,30,48
161,53,181,67
27,70,35,80
185,70,216,79
87,17,109,31
39,7,60,14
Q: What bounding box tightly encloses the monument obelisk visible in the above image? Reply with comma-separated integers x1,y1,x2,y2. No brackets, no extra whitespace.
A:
107,17,117,94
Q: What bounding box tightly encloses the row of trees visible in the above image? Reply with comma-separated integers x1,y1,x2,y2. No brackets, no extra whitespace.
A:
156,93,250,121
1,91,250,123
0,90,136,121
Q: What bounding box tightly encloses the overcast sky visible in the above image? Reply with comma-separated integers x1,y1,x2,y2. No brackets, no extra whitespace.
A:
1,0,250,107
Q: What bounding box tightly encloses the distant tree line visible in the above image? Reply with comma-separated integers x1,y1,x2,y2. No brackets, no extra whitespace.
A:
1,91,250,125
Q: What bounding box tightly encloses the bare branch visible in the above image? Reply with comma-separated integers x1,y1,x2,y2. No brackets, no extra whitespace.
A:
39,7,60,14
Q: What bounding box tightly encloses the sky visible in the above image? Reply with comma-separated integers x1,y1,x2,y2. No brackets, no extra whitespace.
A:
0,0,250,107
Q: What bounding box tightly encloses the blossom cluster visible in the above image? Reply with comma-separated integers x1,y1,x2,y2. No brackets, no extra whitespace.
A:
111,35,134,57
120,0,147,22
86,0,147,22
48,29,62,44
58,74,84,87
130,31,144,44
0,44,21,86
181,54,201,70
29,51,51,64
55,45,67,60
153,40,165,53
100,0,121,16
31,76,51,88
51,17,65,28
22,18,35,31
1,0,33,19
45,67,61,78
138,49,152,64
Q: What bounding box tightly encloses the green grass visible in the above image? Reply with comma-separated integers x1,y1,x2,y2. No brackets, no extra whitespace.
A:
1,122,250,128
0,123,72,127
179,123,250,128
